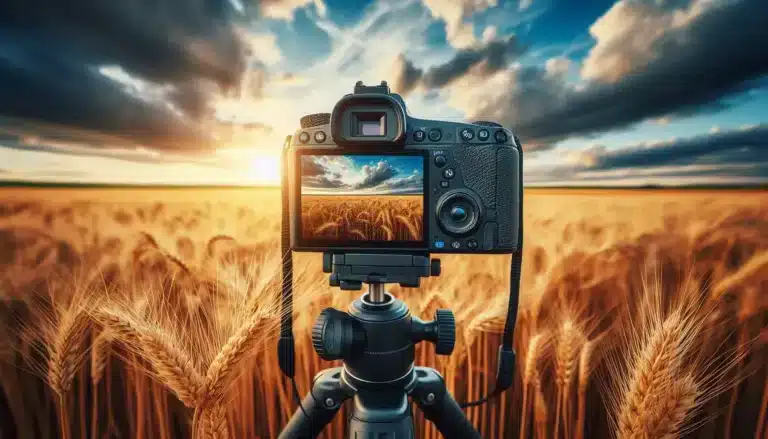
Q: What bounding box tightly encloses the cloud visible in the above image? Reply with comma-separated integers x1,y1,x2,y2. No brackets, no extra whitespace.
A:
391,36,524,94
462,0,768,149
421,0,499,48
578,124,768,171
355,161,399,189
0,0,259,150
380,172,423,192
526,124,768,184
260,0,327,20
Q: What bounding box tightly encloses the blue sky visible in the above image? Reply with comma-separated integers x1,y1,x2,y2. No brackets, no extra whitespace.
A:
0,0,766,186
301,154,424,195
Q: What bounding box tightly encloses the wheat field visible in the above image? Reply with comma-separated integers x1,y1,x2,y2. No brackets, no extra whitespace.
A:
300,195,423,241
0,187,766,439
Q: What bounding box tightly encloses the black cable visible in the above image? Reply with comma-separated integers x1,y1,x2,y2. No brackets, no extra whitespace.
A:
459,139,524,409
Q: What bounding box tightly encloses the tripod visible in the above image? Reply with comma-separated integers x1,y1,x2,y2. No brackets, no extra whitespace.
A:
278,253,482,439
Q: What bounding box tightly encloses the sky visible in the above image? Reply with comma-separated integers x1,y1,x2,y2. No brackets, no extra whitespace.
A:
0,0,766,186
301,154,424,194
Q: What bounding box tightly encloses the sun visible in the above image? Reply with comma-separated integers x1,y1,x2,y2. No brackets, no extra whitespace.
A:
248,154,281,186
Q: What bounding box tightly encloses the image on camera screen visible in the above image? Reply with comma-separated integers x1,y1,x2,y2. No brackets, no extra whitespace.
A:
300,154,424,242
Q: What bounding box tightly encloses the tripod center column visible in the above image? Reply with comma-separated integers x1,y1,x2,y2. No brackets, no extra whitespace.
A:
369,283,387,303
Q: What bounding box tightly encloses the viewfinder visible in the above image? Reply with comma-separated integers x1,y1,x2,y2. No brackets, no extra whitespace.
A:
352,112,386,136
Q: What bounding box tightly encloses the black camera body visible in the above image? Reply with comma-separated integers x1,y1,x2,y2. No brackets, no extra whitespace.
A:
287,81,522,254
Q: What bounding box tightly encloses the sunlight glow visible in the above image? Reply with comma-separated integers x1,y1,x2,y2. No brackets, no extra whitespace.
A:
248,155,281,186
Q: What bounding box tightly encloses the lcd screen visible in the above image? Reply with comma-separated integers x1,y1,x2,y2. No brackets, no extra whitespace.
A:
299,154,425,244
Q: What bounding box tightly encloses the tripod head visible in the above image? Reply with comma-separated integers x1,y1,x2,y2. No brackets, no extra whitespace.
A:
311,253,456,364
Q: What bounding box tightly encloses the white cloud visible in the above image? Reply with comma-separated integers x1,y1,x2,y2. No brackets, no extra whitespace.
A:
581,0,718,82
544,56,571,78
519,0,534,11
260,0,327,20
239,30,283,65
421,0,498,48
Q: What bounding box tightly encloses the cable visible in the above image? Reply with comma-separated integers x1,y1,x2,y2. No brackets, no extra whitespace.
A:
459,138,524,409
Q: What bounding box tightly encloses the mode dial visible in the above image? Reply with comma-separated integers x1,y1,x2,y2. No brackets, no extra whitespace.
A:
470,120,503,128
300,113,331,129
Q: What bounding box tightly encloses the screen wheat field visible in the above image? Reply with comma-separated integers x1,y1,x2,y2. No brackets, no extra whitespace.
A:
0,187,766,439
300,195,423,242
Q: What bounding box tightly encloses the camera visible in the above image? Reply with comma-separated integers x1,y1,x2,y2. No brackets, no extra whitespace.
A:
286,81,522,254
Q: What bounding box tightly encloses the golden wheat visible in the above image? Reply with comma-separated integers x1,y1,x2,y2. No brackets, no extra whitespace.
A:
0,188,765,438
94,307,204,408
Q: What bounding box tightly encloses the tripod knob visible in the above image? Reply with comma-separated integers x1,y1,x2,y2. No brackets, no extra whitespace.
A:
434,309,456,355
312,308,366,361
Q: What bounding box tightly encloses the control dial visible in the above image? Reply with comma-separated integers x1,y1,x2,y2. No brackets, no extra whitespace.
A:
312,308,366,360
300,113,331,128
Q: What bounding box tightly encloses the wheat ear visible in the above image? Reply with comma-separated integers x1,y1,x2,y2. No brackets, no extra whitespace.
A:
204,311,271,402
199,403,230,439
91,330,112,385
641,374,699,439
95,308,203,408
617,313,686,438
48,310,91,396
521,332,547,439
555,320,584,439
576,340,594,439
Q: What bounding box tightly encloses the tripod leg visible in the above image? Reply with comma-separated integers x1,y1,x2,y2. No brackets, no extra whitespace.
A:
278,368,353,439
411,367,482,439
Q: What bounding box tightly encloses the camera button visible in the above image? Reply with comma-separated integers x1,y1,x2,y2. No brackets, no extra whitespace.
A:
434,154,447,168
494,130,508,143
440,181,449,188
413,130,426,142
314,131,327,143
451,241,461,249
434,240,445,249
460,128,474,141
428,129,442,142
467,239,478,250
443,168,455,179
478,129,490,141
298,131,311,144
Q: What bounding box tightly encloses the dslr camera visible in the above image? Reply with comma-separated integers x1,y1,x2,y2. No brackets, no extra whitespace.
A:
287,81,522,254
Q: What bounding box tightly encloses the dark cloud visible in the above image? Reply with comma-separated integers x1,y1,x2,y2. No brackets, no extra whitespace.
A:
0,128,229,167
300,157,346,188
392,54,423,96
355,161,398,189
0,0,251,150
584,125,768,171
527,124,768,184
391,36,523,94
472,0,768,148
301,157,329,177
302,175,346,188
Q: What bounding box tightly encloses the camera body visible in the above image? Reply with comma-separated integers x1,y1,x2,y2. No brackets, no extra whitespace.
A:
287,81,522,254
